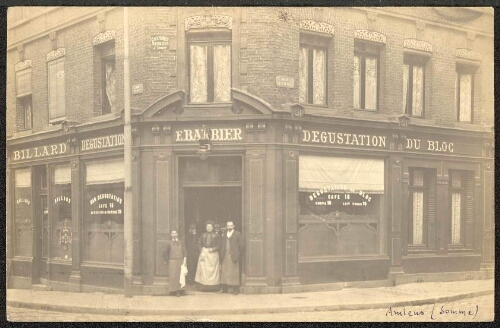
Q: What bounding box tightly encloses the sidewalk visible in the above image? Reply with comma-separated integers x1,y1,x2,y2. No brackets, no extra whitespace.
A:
7,279,494,316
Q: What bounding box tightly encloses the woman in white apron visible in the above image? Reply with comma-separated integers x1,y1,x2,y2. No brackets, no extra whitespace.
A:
195,221,221,292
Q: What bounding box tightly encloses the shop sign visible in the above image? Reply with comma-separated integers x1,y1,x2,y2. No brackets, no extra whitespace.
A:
89,193,123,215
80,133,124,152
302,129,387,149
309,186,372,208
54,196,71,204
11,143,68,162
152,35,169,50
405,138,454,153
276,75,294,88
175,128,243,142
16,198,31,205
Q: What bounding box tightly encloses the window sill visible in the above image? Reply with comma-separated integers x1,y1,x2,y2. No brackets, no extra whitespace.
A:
49,258,72,265
185,103,232,108
49,116,67,125
81,261,124,270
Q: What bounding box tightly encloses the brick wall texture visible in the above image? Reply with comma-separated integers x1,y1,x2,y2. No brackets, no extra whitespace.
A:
6,7,494,136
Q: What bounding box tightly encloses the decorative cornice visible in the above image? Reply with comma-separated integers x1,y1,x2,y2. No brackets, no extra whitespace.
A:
46,48,65,62
185,15,232,31
354,29,386,44
93,30,116,46
300,20,335,36
403,39,433,53
456,48,481,61
15,60,32,72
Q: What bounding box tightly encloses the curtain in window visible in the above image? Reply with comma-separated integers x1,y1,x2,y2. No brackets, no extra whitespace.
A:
23,99,32,129
312,49,326,105
353,55,360,108
105,61,116,113
412,191,424,244
365,57,377,110
54,164,71,185
86,158,124,185
16,69,32,96
15,169,31,187
299,47,308,103
459,73,472,122
451,193,461,244
412,66,424,116
299,156,384,193
402,64,409,113
190,45,208,103
48,59,66,120
213,44,231,102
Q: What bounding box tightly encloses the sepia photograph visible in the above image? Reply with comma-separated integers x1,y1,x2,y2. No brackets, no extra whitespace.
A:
5,5,494,322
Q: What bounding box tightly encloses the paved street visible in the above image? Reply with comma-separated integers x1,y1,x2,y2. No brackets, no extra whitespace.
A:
7,294,494,322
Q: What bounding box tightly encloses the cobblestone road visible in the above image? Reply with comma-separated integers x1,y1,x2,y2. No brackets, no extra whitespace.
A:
7,295,494,322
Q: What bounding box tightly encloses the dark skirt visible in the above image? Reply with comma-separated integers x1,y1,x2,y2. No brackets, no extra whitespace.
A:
168,259,184,293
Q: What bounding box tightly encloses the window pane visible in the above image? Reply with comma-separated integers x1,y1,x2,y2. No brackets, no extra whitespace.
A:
364,56,378,110
189,45,208,103
312,49,326,105
412,65,424,117
402,64,409,114
299,46,308,103
459,73,472,122
213,44,231,102
412,191,424,244
451,192,461,244
353,55,360,108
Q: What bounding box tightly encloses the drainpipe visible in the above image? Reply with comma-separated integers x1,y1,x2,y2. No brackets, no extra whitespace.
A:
123,6,133,298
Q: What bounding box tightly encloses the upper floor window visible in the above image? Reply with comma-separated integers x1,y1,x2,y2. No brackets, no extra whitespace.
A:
353,42,380,110
188,31,231,104
16,68,32,130
48,57,66,122
456,66,474,122
403,56,426,117
100,41,116,115
299,34,328,106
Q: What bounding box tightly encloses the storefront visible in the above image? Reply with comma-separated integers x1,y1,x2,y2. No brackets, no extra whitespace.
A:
7,92,494,294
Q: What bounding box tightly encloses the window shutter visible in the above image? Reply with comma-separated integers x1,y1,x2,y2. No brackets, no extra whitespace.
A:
15,169,32,188
86,158,124,185
54,164,72,185
427,173,436,249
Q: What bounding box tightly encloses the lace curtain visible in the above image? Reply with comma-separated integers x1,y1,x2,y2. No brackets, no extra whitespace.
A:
402,64,409,113
353,55,360,108
105,61,116,113
451,193,462,244
412,66,424,116
213,45,231,102
312,49,326,105
190,45,208,103
412,191,424,244
459,73,472,122
364,57,378,110
299,47,308,103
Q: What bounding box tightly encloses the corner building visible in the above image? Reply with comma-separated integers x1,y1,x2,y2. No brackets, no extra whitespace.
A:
6,7,494,294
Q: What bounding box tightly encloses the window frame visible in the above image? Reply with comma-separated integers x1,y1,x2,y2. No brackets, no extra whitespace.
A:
299,33,329,106
403,55,427,117
187,30,232,104
354,42,380,111
456,65,475,123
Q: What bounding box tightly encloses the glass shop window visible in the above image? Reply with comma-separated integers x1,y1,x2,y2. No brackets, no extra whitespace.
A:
14,168,33,257
83,158,124,265
51,164,72,260
298,156,385,260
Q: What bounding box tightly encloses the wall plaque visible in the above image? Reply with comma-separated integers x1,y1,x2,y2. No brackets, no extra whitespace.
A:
276,75,295,88
151,35,169,50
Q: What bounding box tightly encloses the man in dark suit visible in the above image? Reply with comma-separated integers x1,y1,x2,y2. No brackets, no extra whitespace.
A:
219,220,244,295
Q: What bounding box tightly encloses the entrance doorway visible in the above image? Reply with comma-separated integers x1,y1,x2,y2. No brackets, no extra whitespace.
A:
183,187,242,237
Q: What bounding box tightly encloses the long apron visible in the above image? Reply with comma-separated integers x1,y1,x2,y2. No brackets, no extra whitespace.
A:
194,247,220,286
220,238,240,286
168,259,183,292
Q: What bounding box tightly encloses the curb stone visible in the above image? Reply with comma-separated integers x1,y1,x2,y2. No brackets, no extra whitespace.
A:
6,289,493,317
